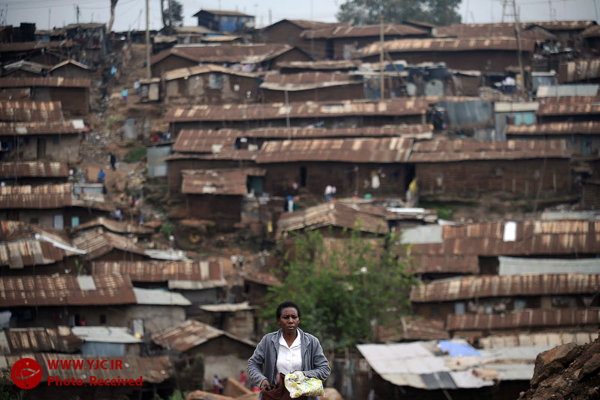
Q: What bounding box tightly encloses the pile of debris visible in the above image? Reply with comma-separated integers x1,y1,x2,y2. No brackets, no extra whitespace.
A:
519,333,600,400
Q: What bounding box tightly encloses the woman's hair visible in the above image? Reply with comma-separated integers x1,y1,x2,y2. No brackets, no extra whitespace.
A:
276,301,301,319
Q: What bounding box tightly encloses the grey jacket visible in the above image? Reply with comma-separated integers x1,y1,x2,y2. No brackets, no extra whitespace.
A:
247,328,330,399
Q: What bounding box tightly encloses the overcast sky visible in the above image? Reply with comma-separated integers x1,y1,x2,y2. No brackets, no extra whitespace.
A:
2,0,599,32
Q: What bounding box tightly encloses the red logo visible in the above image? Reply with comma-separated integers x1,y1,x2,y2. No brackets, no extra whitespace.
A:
10,358,42,390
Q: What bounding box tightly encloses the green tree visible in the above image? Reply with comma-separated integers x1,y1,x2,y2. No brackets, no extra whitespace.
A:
263,229,418,352
336,0,461,27
161,0,184,28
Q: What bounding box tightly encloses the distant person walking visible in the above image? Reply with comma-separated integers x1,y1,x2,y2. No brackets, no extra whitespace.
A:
109,152,117,171
97,169,106,184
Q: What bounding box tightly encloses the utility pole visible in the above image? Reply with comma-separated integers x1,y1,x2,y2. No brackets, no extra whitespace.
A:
145,0,151,78
75,5,80,24
503,0,525,96
168,0,173,27
379,15,385,100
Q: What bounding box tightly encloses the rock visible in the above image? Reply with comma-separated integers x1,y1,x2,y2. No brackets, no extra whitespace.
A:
581,353,600,378
531,343,581,386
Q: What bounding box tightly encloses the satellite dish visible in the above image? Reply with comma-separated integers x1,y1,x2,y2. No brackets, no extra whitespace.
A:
406,83,417,97
425,79,444,97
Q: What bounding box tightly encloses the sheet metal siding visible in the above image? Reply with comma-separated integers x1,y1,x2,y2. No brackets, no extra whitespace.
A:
537,103,600,116
505,122,600,135
0,274,136,307
559,59,600,83
165,98,429,122
0,161,69,177
256,137,413,164
411,273,600,302
0,183,72,209
447,309,600,331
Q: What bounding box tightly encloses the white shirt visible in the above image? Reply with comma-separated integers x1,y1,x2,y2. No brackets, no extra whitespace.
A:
276,334,302,375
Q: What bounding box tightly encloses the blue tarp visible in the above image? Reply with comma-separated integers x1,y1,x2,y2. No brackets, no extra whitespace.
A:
437,340,481,357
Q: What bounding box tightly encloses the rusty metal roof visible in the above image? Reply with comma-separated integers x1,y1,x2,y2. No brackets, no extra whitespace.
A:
262,19,341,31
479,331,597,349
181,168,265,195
302,24,428,39
165,98,430,122
257,137,413,164
0,101,64,122
559,59,600,83
49,59,94,72
374,317,449,341
0,354,172,383
435,23,557,41
173,125,432,147
531,20,596,30
582,25,600,38
537,102,600,116
411,273,600,302
0,40,73,52
0,274,136,307
261,71,360,91
0,121,81,135
407,254,480,275
151,43,296,66
71,228,147,260
358,38,536,58
0,184,113,211
194,9,253,17
72,217,154,235
447,309,600,331
408,138,571,162
406,221,600,271
0,161,69,177
162,64,259,81
0,238,71,268
173,130,237,153
243,271,281,286
92,260,223,282
506,122,600,136
165,150,258,162
0,77,91,88
151,320,255,352
276,202,389,237
0,327,82,353
277,60,360,71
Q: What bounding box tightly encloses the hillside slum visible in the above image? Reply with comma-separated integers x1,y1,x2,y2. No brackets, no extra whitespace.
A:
0,12,599,400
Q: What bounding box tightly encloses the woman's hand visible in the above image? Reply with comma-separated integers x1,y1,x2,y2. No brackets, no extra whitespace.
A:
260,379,272,391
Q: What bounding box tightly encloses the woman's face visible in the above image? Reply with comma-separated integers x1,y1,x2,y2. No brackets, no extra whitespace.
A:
278,307,300,334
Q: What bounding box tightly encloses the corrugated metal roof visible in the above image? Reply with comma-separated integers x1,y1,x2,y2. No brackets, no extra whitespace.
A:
257,137,413,164
71,327,141,343
0,237,72,268
151,43,295,66
302,24,428,39
359,38,536,58
173,130,237,153
73,217,153,235
494,102,539,113
133,287,191,306
405,220,600,273
164,98,429,122
276,202,389,237
0,274,136,307
199,302,255,312
3,60,49,75
0,77,91,88
181,168,265,195
537,102,600,116
277,60,360,71
165,150,257,162
0,121,82,135
173,126,432,148
498,256,600,275
151,320,254,352
374,317,449,341
71,228,147,260
242,271,281,286
162,64,259,81
50,59,93,71
411,273,600,302
447,308,600,331
536,85,599,97
506,121,600,135
582,24,600,38
0,161,69,177
408,254,480,274
0,327,82,353
0,40,73,52
0,183,71,209
559,58,600,83
0,101,64,122
194,9,253,17
261,71,360,91
409,138,570,162
92,259,223,282
0,354,172,384
479,331,597,349
436,23,557,41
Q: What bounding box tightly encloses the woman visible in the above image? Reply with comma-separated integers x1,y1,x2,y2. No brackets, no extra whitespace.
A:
248,301,330,399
